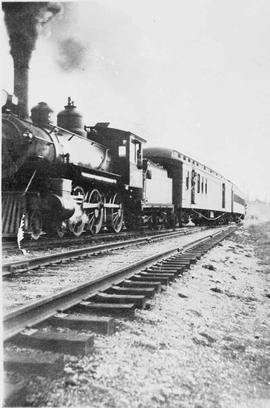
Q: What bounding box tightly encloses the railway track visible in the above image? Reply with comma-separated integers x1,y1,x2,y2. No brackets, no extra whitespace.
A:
4,224,237,406
2,226,206,277
2,227,182,253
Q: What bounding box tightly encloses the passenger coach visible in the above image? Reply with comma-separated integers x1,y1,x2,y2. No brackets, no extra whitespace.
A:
143,147,246,225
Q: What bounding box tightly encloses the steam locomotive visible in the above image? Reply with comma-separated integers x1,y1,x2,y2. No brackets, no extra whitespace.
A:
2,91,246,240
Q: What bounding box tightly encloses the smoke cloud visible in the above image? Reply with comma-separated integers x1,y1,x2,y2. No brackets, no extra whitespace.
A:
2,2,62,67
57,38,87,72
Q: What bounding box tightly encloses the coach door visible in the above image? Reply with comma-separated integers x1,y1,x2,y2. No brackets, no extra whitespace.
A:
222,182,226,208
191,168,196,204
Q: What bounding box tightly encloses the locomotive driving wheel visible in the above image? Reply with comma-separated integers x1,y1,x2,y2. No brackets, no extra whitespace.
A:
29,210,42,240
108,193,124,233
85,189,103,234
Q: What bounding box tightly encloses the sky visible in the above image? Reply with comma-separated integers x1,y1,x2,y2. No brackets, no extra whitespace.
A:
1,0,270,201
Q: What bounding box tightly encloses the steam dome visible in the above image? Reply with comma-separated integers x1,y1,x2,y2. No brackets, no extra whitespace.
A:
57,97,86,137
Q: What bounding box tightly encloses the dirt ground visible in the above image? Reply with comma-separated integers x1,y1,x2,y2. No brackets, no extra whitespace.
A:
13,222,270,407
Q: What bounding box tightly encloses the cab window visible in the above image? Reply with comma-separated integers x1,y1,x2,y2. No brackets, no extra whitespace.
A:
118,146,126,157
130,139,140,163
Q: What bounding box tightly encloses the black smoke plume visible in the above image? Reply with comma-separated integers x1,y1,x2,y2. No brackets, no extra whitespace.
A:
2,2,62,116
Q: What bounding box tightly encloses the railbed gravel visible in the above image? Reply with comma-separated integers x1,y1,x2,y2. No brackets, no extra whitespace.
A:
4,222,270,407
3,228,215,313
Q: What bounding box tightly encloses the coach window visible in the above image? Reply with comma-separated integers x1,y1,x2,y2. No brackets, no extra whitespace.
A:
186,171,190,189
201,177,204,193
197,174,200,193
205,179,208,194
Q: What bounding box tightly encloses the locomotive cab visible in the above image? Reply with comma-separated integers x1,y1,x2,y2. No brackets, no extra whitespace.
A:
86,124,146,191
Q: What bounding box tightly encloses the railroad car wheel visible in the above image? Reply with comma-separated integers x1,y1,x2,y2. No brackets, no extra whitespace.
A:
85,189,103,234
70,220,85,237
56,221,67,238
108,193,124,233
29,210,42,240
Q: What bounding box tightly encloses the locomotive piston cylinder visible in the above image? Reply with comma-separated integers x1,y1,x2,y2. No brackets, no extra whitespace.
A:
44,178,75,220
48,194,75,220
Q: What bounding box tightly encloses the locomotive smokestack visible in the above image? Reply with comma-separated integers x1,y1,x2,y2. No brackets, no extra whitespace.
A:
13,54,30,118
2,2,61,117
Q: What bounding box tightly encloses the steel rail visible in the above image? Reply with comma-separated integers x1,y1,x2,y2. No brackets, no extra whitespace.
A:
2,227,205,276
2,226,201,247
2,227,179,246
3,225,237,341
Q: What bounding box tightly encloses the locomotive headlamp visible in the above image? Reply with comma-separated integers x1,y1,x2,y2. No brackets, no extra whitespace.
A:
2,90,19,113
1,90,8,106
11,95,18,105
22,129,33,142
